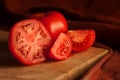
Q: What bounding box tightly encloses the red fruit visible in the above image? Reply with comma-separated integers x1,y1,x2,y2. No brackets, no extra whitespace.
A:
48,33,72,60
31,11,68,40
8,19,52,65
67,30,96,52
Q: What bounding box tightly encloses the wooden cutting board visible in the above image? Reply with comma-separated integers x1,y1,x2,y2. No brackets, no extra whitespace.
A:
0,31,109,80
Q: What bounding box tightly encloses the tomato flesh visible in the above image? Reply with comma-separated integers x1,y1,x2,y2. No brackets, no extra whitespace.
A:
8,19,52,65
67,30,96,52
48,33,72,60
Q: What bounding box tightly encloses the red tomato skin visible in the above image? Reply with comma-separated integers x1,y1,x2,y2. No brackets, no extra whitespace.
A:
67,30,96,52
48,33,72,60
31,11,68,41
8,19,52,65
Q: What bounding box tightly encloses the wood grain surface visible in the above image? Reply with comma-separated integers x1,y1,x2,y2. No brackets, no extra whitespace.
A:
0,31,109,80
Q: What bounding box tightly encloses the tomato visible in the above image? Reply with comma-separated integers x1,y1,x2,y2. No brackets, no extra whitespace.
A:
48,33,72,60
67,30,96,52
31,11,68,40
8,19,52,65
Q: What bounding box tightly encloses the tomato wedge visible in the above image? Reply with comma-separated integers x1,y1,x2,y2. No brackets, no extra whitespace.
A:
8,19,52,65
48,33,72,60
67,30,96,52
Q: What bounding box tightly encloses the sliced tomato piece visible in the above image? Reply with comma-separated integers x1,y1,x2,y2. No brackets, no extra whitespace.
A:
48,33,72,60
67,30,96,52
8,19,52,65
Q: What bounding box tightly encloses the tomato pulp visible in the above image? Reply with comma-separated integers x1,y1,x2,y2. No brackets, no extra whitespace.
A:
48,33,72,60
67,30,96,52
8,19,52,65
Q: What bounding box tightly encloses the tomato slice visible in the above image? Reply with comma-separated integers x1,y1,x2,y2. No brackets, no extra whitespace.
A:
67,30,96,52
48,33,72,60
8,19,52,65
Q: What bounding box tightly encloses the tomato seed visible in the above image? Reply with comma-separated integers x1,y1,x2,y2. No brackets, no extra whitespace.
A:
18,45,29,57
31,48,46,62
38,27,47,38
22,23,35,34
16,32,24,44
34,49,44,59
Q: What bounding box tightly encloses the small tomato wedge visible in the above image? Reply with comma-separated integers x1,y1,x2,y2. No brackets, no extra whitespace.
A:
48,33,72,60
8,19,52,65
67,30,96,52
31,11,68,40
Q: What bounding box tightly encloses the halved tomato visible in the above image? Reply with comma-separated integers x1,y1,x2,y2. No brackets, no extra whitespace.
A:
48,33,72,60
8,19,52,65
67,30,96,52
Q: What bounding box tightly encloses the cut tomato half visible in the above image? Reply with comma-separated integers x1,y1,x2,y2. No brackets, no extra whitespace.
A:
8,19,52,65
